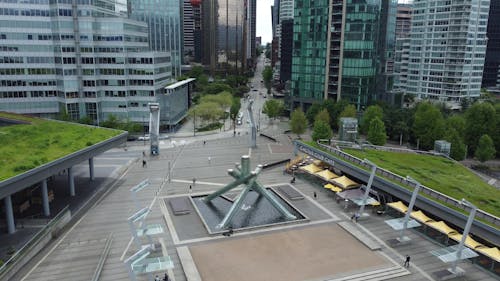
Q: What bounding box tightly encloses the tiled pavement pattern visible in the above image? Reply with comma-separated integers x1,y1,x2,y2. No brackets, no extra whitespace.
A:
15,129,498,281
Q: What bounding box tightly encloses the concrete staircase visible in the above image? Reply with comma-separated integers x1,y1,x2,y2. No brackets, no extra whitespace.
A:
329,265,410,281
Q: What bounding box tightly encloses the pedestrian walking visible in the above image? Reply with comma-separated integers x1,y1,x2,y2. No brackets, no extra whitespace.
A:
163,273,169,281
142,151,146,157
313,191,317,199
155,275,160,281
203,140,206,145
208,156,211,164
142,159,147,168
404,255,410,268
351,212,360,222
189,185,192,192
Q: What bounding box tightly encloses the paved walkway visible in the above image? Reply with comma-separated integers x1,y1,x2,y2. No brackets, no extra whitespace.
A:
12,128,499,281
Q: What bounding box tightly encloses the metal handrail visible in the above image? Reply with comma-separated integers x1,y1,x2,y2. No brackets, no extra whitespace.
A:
313,141,500,226
0,205,70,278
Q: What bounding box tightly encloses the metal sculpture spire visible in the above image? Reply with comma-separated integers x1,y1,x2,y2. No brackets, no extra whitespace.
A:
204,155,296,229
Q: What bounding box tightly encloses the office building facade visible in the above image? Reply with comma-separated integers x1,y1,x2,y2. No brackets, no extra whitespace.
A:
0,0,173,126
482,0,500,88
201,0,254,75
393,2,413,95
291,0,387,110
128,0,182,78
182,0,196,56
405,0,490,105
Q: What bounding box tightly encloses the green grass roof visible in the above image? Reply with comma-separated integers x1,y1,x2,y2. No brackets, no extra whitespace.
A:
341,148,500,217
0,112,122,181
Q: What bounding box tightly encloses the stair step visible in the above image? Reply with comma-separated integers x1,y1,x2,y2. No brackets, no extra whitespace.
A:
329,266,410,281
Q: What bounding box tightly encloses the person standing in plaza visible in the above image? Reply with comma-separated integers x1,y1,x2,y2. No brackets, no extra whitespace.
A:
404,255,410,267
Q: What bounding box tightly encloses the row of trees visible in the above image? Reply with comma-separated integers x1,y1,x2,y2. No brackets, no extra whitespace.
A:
289,98,500,162
178,66,250,99
182,66,249,132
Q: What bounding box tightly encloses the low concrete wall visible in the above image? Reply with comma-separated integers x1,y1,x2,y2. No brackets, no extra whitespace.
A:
0,207,71,281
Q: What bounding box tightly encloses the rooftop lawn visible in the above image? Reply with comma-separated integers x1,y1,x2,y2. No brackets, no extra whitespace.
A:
306,142,500,218
341,148,500,217
0,112,122,181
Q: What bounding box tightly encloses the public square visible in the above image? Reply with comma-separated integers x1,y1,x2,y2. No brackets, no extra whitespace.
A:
9,123,498,281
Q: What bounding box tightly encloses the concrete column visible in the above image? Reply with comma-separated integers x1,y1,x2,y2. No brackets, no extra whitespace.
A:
68,167,75,196
4,195,15,234
89,157,95,181
41,179,50,217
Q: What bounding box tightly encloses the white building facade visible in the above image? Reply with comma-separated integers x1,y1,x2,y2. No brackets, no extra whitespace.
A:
0,0,173,125
405,0,490,105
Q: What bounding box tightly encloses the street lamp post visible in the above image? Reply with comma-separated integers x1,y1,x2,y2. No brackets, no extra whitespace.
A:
358,158,377,217
450,198,477,274
399,176,421,242
193,109,196,136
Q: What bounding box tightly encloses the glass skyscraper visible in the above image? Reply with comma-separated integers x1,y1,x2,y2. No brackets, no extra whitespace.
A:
128,0,182,78
482,0,500,88
291,0,329,107
291,0,390,110
339,0,382,109
201,0,254,74
0,0,172,125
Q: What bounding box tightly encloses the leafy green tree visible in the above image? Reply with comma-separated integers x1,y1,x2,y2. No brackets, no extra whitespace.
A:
367,117,387,145
262,99,284,120
314,109,330,126
312,120,333,141
465,102,496,154
339,104,357,118
444,129,466,161
195,74,209,90
412,102,445,150
200,91,233,109
235,85,250,97
100,114,121,129
445,115,466,139
189,66,204,78
202,83,233,95
229,98,241,134
382,105,413,141
188,102,224,125
265,43,271,59
475,134,496,162
290,108,307,138
360,105,383,135
262,66,273,94
226,75,248,88
324,99,349,130
306,103,322,125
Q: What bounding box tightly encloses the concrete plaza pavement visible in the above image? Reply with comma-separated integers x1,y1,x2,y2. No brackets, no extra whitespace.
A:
13,123,499,281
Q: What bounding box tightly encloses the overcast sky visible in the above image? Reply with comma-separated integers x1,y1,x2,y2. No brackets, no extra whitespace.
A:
256,0,274,45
